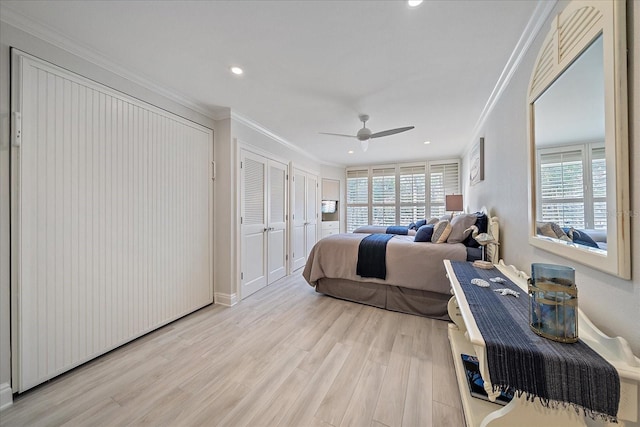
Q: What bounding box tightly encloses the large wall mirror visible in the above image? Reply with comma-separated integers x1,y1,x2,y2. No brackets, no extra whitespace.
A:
527,0,630,279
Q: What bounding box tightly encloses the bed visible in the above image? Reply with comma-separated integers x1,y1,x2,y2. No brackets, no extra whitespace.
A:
352,225,417,236
302,210,499,320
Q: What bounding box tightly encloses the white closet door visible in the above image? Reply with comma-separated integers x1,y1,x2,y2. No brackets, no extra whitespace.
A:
11,50,213,392
305,175,319,257
241,151,268,298
291,171,307,271
267,161,287,284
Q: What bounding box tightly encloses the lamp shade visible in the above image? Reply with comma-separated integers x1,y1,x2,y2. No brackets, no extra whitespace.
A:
445,194,463,212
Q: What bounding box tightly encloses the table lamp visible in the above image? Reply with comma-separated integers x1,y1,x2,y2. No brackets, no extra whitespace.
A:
445,194,463,218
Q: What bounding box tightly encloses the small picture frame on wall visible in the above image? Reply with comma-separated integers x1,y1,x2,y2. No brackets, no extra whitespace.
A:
470,137,485,185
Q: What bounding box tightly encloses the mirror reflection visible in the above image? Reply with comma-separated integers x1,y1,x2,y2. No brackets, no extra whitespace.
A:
533,35,606,253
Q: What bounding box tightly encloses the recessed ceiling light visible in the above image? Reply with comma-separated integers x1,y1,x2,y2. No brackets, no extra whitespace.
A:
230,66,244,75
348,150,354,154
408,0,423,7
424,140,431,145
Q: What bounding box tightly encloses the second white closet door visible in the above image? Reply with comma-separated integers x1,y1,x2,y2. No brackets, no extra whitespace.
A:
291,169,318,271
267,162,287,284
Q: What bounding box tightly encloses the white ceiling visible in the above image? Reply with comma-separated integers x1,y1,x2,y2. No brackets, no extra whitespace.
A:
1,0,543,166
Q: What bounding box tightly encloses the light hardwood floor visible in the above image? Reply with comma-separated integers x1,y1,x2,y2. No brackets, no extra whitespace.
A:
1,273,464,427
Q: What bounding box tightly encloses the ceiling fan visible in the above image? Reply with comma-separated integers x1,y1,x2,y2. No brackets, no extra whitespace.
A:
319,114,415,152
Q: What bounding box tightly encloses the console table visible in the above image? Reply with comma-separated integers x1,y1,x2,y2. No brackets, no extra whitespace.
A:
444,259,640,427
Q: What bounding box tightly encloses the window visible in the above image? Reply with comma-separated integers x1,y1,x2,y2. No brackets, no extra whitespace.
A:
372,167,396,226
346,160,460,232
399,165,426,224
346,169,369,232
428,162,460,218
591,147,607,229
538,143,606,229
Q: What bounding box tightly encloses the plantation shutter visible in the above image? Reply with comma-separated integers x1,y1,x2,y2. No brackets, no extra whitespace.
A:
429,162,459,218
399,165,426,224
371,167,396,226
591,147,607,229
346,169,369,232
539,150,584,227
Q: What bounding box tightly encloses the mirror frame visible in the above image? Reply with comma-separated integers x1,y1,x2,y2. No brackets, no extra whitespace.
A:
527,0,630,279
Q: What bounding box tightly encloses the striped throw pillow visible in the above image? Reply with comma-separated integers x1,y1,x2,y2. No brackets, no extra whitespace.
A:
431,220,452,243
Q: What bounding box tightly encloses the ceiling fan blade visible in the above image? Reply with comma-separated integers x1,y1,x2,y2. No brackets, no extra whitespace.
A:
319,132,357,138
370,126,415,139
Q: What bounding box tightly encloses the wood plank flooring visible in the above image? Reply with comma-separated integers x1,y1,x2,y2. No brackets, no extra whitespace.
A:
1,273,464,427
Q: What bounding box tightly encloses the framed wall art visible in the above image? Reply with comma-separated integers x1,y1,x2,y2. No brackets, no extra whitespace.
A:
469,137,484,185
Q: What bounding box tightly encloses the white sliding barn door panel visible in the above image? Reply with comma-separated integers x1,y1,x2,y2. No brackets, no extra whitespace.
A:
267,161,287,284
290,168,319,272
240,151,268,298
11,51,214,392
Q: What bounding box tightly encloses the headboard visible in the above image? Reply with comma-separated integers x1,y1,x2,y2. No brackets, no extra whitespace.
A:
480,206,500,264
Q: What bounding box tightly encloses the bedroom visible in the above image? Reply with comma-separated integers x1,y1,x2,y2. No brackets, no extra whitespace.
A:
0,0,639,425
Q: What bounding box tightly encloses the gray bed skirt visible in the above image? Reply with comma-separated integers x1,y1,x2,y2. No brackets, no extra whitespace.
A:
315,278,451,321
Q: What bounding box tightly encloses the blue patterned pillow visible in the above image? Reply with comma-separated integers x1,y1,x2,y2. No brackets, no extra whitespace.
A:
571,229,599,248
414,224,434,242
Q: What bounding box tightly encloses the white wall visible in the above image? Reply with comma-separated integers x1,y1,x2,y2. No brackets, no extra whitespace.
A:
0,22,216,402
464,2,640,355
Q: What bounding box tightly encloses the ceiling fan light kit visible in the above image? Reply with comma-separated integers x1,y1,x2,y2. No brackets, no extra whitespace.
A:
320,114,414,152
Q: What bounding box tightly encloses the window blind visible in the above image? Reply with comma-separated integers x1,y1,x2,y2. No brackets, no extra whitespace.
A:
346,169,369,232
539,150,584,227
371,167,396,225
429,162,459,218
591,147,607,229
399,165,426,224
347,170,368,204
345,161,460,231
537,144,606,229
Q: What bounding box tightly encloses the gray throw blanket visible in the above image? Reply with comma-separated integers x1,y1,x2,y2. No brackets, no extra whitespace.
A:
451,261,619,422
356,234,393,279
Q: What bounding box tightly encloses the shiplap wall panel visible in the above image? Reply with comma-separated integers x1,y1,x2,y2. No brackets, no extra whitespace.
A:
13,51,213,392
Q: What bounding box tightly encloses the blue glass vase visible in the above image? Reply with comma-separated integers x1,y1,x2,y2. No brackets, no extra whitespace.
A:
528,263,578,343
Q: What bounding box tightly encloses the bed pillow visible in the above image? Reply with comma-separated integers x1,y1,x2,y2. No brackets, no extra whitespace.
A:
414,219,427,229
431,220,452,243
536,221,571,242
462,212,488,248
447,213,478,243
427,217,440,225
571,229,600,248
414,224,434,242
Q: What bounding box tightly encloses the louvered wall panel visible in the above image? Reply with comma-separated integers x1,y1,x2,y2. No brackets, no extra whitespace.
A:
13,51,213,392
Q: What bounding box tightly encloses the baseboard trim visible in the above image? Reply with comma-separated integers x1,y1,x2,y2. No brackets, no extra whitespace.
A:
214,292,238,307
0,382,13,411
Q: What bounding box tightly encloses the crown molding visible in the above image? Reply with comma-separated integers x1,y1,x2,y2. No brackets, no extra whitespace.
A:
464,0,558,157
230,111,342,167
0,4,227,121
1,4,341,167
